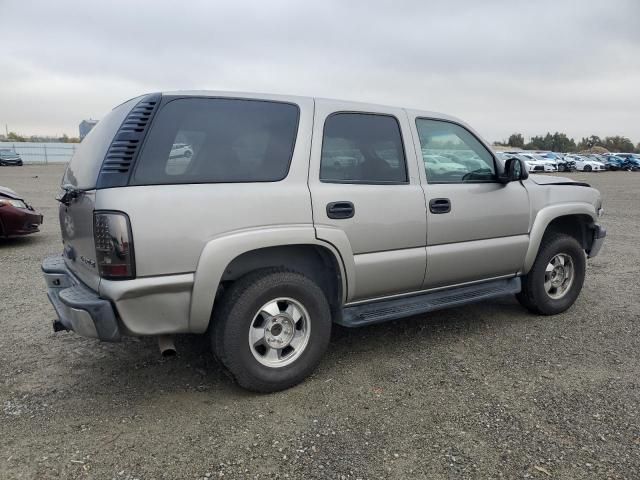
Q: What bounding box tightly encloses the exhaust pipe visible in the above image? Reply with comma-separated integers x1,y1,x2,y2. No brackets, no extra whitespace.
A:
158,335,176,357
53,320,69,332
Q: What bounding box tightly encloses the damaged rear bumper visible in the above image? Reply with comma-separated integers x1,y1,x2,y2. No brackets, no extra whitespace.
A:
41,255,121,341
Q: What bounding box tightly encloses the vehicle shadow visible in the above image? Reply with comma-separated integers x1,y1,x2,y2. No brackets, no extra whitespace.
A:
36,296,530,401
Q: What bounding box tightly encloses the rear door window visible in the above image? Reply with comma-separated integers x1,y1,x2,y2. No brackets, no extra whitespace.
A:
320,113,408,184
132,98,299,184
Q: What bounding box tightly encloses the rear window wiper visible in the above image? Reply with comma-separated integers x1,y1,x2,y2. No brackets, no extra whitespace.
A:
56,184,84,206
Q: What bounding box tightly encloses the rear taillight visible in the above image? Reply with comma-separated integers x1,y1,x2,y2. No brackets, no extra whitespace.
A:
93,211,135,279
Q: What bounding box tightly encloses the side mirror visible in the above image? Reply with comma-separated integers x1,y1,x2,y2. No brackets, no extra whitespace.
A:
499,157,528,183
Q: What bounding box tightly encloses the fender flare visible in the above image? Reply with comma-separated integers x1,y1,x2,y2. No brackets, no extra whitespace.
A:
188,225,352,333
523,202,597,273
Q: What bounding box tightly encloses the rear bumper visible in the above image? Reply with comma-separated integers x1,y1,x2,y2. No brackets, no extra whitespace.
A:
587,224,606,258
41,255,121,341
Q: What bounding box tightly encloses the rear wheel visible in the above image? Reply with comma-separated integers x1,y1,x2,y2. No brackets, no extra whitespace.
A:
211,269,332,392
583,165,592,172
517,234,586,315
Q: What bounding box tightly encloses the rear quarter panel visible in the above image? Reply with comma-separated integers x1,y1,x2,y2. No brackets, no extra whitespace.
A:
94,96,317,332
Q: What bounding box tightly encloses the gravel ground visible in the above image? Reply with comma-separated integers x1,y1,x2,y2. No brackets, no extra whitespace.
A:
0,165,639,479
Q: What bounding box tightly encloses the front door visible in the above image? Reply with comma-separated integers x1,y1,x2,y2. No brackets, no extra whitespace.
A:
309,100,427,302
407,114,531,288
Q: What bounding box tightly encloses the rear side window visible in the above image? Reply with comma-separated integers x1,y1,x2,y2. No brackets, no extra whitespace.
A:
320,113,408,184
132,98,299,184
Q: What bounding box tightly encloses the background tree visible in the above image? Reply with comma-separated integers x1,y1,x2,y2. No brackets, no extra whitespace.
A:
577,135,603,150
6,131,26,142
507,133,525,148
525,135,546,150
551,132,577,152
525,132,576,152
603,136,635,153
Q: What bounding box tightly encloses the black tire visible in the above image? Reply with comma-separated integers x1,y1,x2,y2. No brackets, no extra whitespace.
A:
583,165,592,172
517,233,586,315
211,269,332,392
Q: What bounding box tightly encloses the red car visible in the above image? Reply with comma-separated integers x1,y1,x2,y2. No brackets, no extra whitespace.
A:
0,186,43,237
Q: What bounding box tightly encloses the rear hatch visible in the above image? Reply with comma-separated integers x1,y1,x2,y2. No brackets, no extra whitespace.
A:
58,97,141,291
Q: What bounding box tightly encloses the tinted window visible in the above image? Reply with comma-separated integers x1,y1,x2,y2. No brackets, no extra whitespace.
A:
320,113,407,183
133,98,299,184
416,119,496,183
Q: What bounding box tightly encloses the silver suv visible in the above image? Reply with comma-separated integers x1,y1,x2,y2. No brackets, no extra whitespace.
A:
42,91,606,392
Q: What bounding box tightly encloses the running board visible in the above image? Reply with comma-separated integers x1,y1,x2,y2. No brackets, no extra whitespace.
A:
338,277,521,327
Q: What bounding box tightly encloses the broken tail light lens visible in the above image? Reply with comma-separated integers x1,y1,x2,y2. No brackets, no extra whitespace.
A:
93,211,135,279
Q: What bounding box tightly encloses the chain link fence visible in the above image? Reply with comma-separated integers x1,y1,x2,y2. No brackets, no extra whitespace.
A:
0,142,76,164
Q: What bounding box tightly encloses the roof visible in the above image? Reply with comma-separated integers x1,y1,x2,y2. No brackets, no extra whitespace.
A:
160,89,460,123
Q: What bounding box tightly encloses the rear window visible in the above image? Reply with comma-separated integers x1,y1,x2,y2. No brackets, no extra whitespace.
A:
132,98,299,185
62,97,141,189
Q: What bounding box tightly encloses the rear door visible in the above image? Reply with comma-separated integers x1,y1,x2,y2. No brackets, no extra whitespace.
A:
309,100,427,302
407,114,531,289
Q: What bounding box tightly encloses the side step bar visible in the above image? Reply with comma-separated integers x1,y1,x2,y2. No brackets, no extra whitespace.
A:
338,277,521,327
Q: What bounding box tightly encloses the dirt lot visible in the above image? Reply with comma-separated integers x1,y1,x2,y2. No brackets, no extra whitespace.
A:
0,165,639,479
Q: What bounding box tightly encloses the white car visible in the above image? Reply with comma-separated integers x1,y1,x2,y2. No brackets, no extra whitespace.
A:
573,156,605,172
169,143,193,159
520,154,557,172
423,153,468,175
525,154,558,172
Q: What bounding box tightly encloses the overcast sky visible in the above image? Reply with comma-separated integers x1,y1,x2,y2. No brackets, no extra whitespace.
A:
1,0,639,143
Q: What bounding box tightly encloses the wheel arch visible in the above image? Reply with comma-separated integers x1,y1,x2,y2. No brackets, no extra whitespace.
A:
523,204,597,273
221,244,344,315
189,227,348,333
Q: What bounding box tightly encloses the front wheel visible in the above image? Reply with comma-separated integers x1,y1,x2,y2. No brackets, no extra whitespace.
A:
211,269,332,392
517,234,586,315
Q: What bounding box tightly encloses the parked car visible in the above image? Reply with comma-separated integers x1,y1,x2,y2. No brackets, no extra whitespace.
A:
436,151,487,172
623,158,640,171
612,153,639,161
568,155,606,172
525,151,574,171
556,157,576,172
537,152,574,171
503,153,545,173
0,186,43,237
520,153,557,172
603,155,626,171
0,148,23,166
612,154,640,170
169,143,193,159
166,143,195,175
422,153,468,176
533,154,559,172
42,91,606,392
